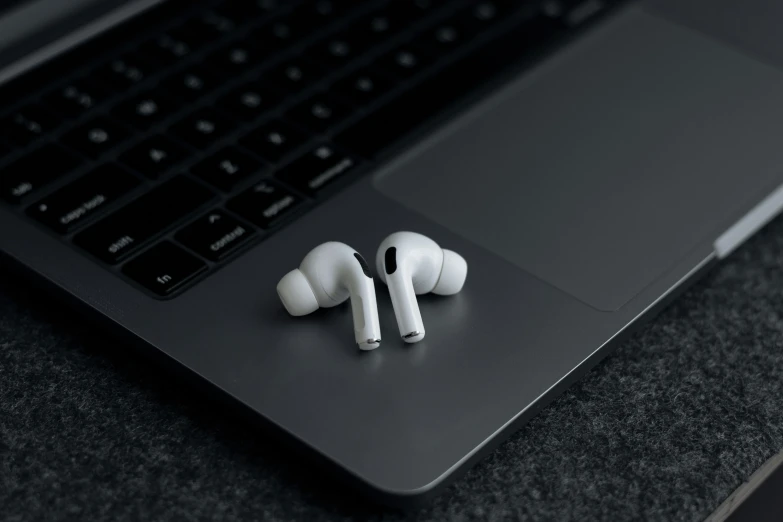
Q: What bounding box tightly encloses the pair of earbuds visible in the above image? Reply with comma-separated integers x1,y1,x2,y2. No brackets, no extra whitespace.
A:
277,232,467,350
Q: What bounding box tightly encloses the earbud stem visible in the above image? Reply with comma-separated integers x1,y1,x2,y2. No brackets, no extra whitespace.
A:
349,275,382,350
386,268,425,343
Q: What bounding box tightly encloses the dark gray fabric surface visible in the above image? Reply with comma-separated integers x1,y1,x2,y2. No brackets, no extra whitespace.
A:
3,218,783,522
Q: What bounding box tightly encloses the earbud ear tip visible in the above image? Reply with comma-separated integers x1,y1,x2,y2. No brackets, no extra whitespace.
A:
277,269,319,316
433,249,467,295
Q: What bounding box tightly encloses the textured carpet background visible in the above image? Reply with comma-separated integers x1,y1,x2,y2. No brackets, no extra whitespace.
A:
4,217,783,522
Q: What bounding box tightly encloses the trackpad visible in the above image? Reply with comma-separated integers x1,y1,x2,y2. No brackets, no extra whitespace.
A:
374,8,783,311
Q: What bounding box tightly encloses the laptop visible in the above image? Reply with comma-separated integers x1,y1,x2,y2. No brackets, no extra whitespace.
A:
2,0,782,507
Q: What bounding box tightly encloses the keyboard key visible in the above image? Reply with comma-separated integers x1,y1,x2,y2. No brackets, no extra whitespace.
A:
239,119,308,163
205,44,265,76
168,109,236,149
415,21,468,55
122,241,207,296
0,144,82,203
262,59,324,93
292,1,347,32
216,0,283,25
43,79,108,117
160,66,219,102
336,12,555,157
306,36,359,69
452,1,512,38
0,104,61,146
344,10,401,47
377,45,434,79
169,11,236,49
276,144,357,195
27,164,140,233
176,210,256,261
94,54,154,88
285,94,353,133
227,179,303,229
62,117,133,158
251,16,304,52
112,92,182,129
192,146,266,192
119,135,189,179
137,34,194,67
331,68,396,106
215,84,282,121
74,176,215,263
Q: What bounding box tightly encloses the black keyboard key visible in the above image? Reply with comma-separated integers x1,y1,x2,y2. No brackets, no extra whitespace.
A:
415,21,468,55
0,144,82,203
262,59,324,93
276,144,357,195
137,35,194,67
160,66,219,102
306,35,359,69
43,79,108,117
336,12,556,157
215,84,282,121
122,241,207,296
344,10,401,48
119,135,189,179
239,119,308,163
453,1,512,38
27,164,140,233
169,109,236,149
74,176,214,263
112,92,182,129
94,54,154,88
292,1,347,32
192,146,266,191
331,68,395,106
0,104,61,146
216,0,283,25
176,210,256,261
0,142,9,159
62,117,133,158
227,179,303,229
286,94,353,133
388,0,445,23
377,45,434,79
205,43,265,76
169,11,236,49
251,16,304,53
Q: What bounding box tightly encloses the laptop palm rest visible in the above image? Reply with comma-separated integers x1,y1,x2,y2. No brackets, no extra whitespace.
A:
374,8,783,312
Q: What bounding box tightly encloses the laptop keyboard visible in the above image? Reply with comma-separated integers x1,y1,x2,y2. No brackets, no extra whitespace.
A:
0,0,625,298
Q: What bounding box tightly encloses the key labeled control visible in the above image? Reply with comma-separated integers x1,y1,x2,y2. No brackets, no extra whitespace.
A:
122,241,207,296
176,210,256,261
227,179,303,229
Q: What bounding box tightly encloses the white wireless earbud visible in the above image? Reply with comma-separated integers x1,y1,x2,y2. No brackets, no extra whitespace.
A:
376,232,467,343
277,242,382,350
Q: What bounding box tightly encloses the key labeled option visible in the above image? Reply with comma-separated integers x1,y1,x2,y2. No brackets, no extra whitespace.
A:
122,241,207,296
27,164,139,233
176,210,256,261
227,179,303,229
275,144,358,195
